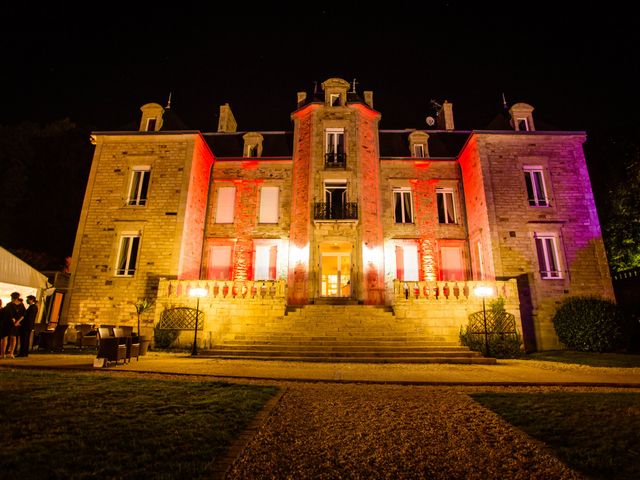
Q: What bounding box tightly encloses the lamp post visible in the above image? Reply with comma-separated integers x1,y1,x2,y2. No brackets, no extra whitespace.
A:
473,286,494,356
189,287,208,356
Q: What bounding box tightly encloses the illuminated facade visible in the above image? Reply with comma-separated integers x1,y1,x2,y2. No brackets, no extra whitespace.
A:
64,78,614,350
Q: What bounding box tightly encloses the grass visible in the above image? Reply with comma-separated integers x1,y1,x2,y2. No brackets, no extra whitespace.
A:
526,350,640,368
0,369,277,479
471,392,640,480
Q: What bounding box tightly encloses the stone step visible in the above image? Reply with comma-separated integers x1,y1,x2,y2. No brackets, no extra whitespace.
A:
230,334,459,342
196,354,497,365
202,348,483,358
213,344,473,353
221,340,461,347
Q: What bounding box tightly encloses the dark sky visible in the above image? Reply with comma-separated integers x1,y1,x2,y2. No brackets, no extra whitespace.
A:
3,6,638,134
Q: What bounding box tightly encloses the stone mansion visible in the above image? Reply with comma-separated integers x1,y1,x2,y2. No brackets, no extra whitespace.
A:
64,78,614,352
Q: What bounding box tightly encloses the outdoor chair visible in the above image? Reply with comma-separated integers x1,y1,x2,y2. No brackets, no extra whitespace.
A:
113,328,140,363
38,324,69,352
31,323,48,350
96,329,126,366
76,324,97,348
117,325,134,336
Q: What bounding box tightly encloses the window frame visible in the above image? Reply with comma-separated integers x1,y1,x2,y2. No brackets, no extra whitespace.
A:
214,186,236,224
393,187,414,224
127,166,151,206
329,94,341,106
258,186,280,224
534,233,563,279
115,233,141,277
516,117,529,131
523,166,549,207
413,144,425,158
146,118,157,132
436,188,457,224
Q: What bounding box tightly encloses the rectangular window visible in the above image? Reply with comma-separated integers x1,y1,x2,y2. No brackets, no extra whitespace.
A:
146,118,157,131
330,94,340,106
535,234,562,279
259,187,279,223
254,245,277,281
115,234,140,276
440,246,465,281
394,188,413,223
396,244,419,281
516,118,529,131
215,186,236,223
209,245,233,280
413,144,425,158
524,167,549,206
436,188,457,224
325,128,345,156
127,167,150,206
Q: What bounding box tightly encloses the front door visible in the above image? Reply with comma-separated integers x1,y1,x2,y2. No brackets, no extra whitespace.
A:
320,246,351,297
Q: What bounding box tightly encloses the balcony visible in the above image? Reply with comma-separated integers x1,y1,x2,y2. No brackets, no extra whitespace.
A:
313,202,358,220
324,152,346,169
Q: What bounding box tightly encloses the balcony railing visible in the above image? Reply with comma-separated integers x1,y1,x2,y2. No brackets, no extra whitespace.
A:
314,202,358,220
324,152,346,168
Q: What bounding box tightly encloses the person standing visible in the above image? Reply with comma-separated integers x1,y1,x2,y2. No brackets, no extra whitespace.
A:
2,292,23,359
18,295,37,357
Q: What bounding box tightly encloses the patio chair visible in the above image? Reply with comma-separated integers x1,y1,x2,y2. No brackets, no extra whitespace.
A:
97,328,126,366
31,323,48,351
113,328,140,363
118,325,134,336
76,324,97,348
38,324,69,352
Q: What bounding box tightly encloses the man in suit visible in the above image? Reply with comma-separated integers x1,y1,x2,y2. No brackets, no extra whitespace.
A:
18,295,37,357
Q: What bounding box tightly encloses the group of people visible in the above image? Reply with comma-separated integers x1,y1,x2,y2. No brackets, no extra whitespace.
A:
0,292,38,359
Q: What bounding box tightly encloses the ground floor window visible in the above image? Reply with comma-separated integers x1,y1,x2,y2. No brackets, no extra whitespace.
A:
254,244,277,281
208,245,233,280
395,243,419,281
440,245,465,281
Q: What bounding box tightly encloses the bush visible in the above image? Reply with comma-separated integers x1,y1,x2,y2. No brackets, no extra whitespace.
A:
153,326,180,349
552,296,622,352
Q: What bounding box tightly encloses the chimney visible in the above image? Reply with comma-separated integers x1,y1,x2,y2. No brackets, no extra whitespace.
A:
297,92,307,107
364,91,374,108
139,103,164,132
217,103,237,133
437,100,455,130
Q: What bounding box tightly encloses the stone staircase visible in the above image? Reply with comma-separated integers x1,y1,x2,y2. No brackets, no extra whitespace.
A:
200,305,495,364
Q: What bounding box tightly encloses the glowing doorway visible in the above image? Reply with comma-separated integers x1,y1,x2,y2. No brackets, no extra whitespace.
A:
320,243,351,297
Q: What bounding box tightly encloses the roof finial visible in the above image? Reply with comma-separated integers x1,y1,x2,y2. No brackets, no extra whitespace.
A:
501,92,508,109
351,78,358,93
166,91,172,110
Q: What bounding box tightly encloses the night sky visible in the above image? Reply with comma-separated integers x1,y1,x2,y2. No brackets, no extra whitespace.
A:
1,5,638,264
4,6,637,133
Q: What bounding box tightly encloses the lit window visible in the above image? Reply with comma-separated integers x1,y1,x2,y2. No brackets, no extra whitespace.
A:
535,234,562,279
127,167,150,206
436,188,457,224
215,187,236,223
259,187,279,223
395,243,419,281
208,245,233,280
325,128,345,165
330,94,340,106
254,244,278,280
516,117,529,131
146,118,157,132
440,246,465,281
413,144,425,158
115,234,140,276
524,167,549,207
394,188,413,223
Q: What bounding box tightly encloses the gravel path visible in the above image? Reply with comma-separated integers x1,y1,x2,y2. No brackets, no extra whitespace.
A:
227,384,582,480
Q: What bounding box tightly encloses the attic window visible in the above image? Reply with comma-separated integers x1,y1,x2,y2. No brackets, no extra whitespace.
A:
413,144,425,158
246,144,258,157
516,118,529,131
146,118,157,132
330,94,341,107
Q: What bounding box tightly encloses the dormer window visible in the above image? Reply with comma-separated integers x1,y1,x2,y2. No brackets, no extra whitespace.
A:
408,131,430,158
516,118,529,131
330,94,341,107
246,144,258,157
146,118,157,132
242,132,264,158
413,144,425,158
509,103,536,132
139,103,164,132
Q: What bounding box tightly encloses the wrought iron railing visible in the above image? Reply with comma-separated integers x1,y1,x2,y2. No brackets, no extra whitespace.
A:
324,152,346,168
314,202,358,220
158,307,204,330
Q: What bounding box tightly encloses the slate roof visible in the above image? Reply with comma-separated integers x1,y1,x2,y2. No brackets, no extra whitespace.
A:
379,131,469,158
203,132,294,157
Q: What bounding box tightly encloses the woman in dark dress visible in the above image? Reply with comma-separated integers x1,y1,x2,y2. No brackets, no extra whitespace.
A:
1,292,22,359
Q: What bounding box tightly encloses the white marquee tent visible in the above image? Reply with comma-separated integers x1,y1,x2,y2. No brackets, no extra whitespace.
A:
0,246,52,307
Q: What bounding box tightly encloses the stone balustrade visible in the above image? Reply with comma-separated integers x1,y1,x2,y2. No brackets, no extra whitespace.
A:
392,279,519,303
159,278,287,300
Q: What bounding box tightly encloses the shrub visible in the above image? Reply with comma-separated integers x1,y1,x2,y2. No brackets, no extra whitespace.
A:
153,326,180,349
552,296,622,352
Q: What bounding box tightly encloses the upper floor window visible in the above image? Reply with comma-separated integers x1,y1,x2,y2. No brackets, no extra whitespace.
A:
259,186,279,223
516,118,529,131
215,186,236,223
115,233,140,276
394,188,413,224
127,167,150,206
146,118,157,132
436,188,457,224
330,94,341,106
325,128,345,167
413,144,426,158
535,234,562,279
246,144,258,157
524,167,549,207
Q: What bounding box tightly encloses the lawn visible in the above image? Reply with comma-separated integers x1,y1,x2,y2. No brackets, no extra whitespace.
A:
526,350,640,368
0,369,277,479
472,392,640,480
